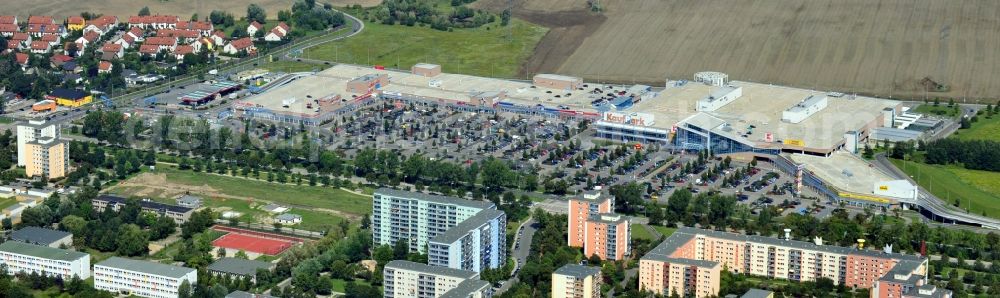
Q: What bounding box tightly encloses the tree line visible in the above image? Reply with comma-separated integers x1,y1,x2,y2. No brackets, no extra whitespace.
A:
923,138,1000,172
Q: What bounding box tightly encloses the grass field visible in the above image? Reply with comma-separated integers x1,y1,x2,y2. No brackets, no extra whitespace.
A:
652,225,677,238
303,19,547,78
0,197,18,210
631,224,655,241
159,167,370,215
891,159,1000,218
954,114,1000,141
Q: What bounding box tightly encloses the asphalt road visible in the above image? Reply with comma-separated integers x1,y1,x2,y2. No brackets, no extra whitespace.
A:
105,9,365,109
496,217,538,294
873,153,1000,230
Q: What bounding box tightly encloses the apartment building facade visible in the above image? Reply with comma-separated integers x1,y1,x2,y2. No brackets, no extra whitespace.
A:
371,188,496,254
16,119,59,167
583,213,630,260
0,241,90,280
383,260,492,298
568,191,613,247
638,227,945,298
94,257,197,298
551,264,602,298
24,137,67,179
428,209,507,272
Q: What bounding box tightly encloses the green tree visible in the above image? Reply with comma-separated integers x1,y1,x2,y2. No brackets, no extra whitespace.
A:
139,6,151,16
116,224,149,256
247,4,267,24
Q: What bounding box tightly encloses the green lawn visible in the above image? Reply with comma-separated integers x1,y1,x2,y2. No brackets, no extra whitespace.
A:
159,167,371,215
954,113,1000,141
891,159,1000,218
631,224,655,241
293,208,347,232
332,278,371,293
652,226,677,238
303,19,547,78
0,197,18,210
912,104,961,117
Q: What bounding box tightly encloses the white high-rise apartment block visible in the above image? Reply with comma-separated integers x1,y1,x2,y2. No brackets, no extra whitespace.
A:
383,260,491,298
94,257,197,298
16,119,60,167
0,241,90,280
372,188,495,254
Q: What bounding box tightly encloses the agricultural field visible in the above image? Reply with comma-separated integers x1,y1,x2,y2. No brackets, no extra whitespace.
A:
891,159,1000,219
19,0,380,19
302,19,547,78
474,0,1000,101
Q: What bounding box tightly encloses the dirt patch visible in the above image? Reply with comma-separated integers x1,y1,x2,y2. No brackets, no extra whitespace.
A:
14,0,380,19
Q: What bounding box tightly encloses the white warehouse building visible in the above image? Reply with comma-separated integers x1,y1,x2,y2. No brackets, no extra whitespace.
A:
94,257,197,298
781,95,828,123
0,241,90,280
696,86,743,112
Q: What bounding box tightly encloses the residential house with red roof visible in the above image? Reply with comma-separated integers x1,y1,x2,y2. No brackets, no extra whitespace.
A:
223,37,255,55
175,21,213,36
98,61,113,74
67,16,86,31
264,23,290,42
247,21,263,37
6,40,20,52
156,29,200,43
143,36,177,51
83,15,119,36
74,31,100,50
127,27,145,42
27,16,55,25
100,43,124,59
0,23,18,37
9,33,31,49
174,45,194,60
30,40,51,54
39,34,61,47
14,52,29,70
210,30,226,46
114,34,134,49
26,23,66,38
0,16,17,25
128,15,179,30
138,44,160,56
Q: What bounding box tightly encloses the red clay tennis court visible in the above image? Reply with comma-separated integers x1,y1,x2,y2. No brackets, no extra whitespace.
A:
210,226,303,255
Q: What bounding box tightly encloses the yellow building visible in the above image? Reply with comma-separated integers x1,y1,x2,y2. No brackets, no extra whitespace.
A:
46,88,93,107
67,16,86,31
552,264,602,298
24,137,67,179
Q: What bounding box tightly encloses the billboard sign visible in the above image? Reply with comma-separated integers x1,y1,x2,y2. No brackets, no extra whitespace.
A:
783,139,805,147
603,112,655,126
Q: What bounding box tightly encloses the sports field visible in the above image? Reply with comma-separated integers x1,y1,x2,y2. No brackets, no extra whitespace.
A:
302,19,547,78
475,0,1000,101
891,159,1000,219
211,228,300,255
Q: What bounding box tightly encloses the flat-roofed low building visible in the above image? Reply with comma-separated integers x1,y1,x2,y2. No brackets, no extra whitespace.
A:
740,288,774,298
0,241,90,280
9,226,73,248
208,257,274,283
551,264,601,298
533,74,582,90
346,73,389,93
412,63,441,77
383,260,491,298
93,195,194,224
94,257,197,298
